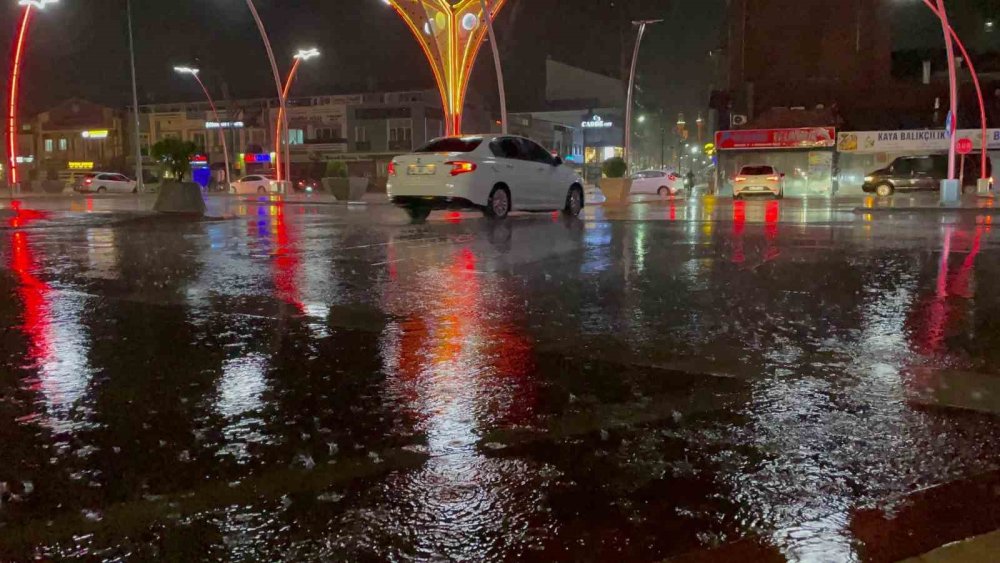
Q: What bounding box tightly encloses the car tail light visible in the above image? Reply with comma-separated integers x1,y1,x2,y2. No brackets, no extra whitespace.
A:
767,175,780,181
734,176,746,182
669,173,678,181
84,178,92,185
445,160,477,176
388,161,396,176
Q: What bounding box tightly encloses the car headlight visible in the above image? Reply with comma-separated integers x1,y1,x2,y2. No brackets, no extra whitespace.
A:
864,176,874,182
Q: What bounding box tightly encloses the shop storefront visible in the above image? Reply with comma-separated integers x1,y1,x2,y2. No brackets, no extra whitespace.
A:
579,113,623,184
836,129,1000,195
716,127,837,196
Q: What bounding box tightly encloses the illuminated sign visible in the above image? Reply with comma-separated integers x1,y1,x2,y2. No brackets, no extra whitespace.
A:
15,155,34,163
206,121,244,129
81,130,109,139
68,161,94,170
190,154,208,166
716,127,836,150
582,116,613,129
244,153,271,163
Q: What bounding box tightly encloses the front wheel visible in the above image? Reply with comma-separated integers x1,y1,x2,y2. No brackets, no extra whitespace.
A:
484,186,510,219
406,206,431,223
564,185,583,217
875,183,894,197
96,187,107,194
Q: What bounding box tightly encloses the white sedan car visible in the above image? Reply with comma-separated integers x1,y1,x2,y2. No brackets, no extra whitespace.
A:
630,169,681,196
388,135,585,221
74,172,138,194
232,174,275,195
732,165,784,199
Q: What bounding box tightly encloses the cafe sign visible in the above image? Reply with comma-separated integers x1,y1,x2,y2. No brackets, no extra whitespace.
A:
582,116,614,129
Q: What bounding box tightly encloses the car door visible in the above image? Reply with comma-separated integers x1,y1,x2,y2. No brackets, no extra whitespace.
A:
520,138,562,207
890,158,916,190
630,171,651,194
112,174,131,193
912,157,938,191
491,137,535,207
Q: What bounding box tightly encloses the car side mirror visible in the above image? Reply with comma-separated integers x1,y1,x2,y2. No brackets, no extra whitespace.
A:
553,156,563,167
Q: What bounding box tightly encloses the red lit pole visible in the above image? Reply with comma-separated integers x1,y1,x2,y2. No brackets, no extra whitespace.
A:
275,58,300,186
6,5,32,190
922,0,989,180
174,68,231,189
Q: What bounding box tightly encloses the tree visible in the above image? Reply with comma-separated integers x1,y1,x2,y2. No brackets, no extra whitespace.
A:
151,138,198,181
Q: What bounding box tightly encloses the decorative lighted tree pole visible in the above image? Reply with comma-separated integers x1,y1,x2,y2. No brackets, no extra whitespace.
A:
385,0,508,136
6,0,58,190
276,48,319,184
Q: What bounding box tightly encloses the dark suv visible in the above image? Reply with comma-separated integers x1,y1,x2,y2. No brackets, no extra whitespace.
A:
862,155,986,197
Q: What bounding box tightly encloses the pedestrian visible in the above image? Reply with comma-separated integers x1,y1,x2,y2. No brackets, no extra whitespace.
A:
686,170,695,190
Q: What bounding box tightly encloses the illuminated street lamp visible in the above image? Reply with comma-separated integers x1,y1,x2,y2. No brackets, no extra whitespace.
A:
243,0,288,184
275,47,320,184
625,19,662,172
6,0,58,190
384,0,508,135
174,67,231,188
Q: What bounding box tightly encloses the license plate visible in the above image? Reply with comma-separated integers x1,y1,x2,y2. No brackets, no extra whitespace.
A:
408,165,436,175
749,186,767,191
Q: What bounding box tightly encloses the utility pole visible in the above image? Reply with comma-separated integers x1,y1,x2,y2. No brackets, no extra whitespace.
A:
625,19,662,172
126,0,144,189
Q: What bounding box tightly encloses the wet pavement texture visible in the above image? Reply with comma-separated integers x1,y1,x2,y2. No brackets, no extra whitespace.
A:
1,194,1000,561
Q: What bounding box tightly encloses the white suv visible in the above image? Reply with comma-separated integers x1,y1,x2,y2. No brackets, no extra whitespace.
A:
388,135,585,221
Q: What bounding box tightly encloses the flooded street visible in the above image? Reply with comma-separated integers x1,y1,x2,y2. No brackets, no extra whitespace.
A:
2,194,1000,561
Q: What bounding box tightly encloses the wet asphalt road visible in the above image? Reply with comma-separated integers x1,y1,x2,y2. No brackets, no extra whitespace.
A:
1,193,1000,561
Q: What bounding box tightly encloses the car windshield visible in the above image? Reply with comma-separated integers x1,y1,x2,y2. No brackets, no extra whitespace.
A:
740,166,774,176
414,137,483,153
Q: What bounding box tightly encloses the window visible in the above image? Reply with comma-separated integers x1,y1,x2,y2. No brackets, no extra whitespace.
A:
354,126,367,143
192,132,206,149
912,157,936,174
521,139,554,164
740,165,775,176
316,127,334,141
44,139,53,152
287,129,304,145
389,126,412,142
58,138,68,151
891,158,913,175
490,137,522,159
416,137,483,153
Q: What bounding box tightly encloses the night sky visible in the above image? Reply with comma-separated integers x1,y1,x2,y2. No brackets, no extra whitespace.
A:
0,0,944,121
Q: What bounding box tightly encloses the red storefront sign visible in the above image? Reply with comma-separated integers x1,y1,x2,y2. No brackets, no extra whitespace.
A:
716,127,837,150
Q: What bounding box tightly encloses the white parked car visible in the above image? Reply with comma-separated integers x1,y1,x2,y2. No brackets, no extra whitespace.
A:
733,165,784,199
387,135,585,221
232,174,275,195
73,172,138,194
630,169,681,196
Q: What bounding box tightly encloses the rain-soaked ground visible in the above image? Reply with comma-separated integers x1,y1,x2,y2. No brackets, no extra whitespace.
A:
1,193,1000,561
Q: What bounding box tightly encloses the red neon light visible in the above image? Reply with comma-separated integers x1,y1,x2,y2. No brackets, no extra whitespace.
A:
7,7,33,186
274,58,302,183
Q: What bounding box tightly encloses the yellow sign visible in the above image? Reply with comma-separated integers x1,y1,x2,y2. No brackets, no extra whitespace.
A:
68,161,94,170
81,130,109,139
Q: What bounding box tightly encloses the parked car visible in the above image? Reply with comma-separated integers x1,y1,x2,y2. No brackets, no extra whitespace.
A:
73,172,138,194
862,155,987,197
293,177,321,193
630,169,681,196
732,165,784,199
232,174,275,195
387,135,585,221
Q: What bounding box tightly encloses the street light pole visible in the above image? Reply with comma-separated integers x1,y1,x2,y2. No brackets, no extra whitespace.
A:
244,0,288,185
625,19,661,173
126,0,144,190
276,48,319,189
174,67,231,189
937,0,958,181
479,0,507,134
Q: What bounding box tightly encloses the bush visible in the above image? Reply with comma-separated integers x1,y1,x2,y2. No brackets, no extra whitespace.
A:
602,157,627,178
325,160,348,178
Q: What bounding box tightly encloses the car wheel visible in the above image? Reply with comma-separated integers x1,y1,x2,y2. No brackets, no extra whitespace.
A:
406,206,431,223
484,185,511,219
875,183,894,197
257,186,266,194
96,186,107,194
776,190,784,200
564,185,583,217
733,194,742,201
657,186,670,197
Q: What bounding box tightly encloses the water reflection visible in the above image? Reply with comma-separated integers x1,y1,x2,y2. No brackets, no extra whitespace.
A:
359,244,545,558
